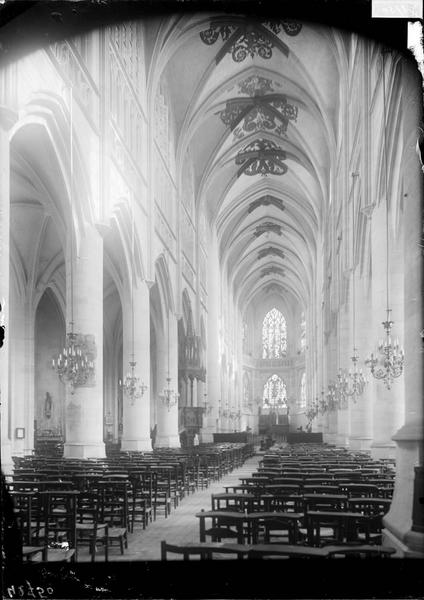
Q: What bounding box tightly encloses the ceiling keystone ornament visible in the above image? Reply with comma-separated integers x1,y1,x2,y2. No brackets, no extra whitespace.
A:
238,75,276,97
236,139,288,177
254,222,282,237
199,20,302,64
258,247,285,260
218,94,298,140
260,266,285,278
248,195,285,213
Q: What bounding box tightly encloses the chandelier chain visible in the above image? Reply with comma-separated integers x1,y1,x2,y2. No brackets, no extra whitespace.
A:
52,84,95,392
382,52,390,314
70,85,74,332
121,197,147,404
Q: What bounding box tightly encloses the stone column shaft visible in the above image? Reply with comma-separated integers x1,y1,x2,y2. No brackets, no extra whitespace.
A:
0,121,12,470
382,146,423,555
202,237,220,442
63,224,105,458
349,276,373,451
156,311,180,448
121,280,151,451
369,203,404,459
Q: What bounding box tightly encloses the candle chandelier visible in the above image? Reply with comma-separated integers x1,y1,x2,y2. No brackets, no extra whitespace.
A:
53,86,94,392
52,332,94,391
160,266,179,411
327,382,340,411
365,51,404,389
306,398,319,425
121,199,147,405
344,173,367,400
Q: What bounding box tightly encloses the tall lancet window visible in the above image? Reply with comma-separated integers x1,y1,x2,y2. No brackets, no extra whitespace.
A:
299,372,307,409
300,311,306,352
262,308,287,358
263,374,287,408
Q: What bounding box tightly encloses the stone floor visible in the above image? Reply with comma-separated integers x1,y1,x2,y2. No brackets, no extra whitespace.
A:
77,453,261,562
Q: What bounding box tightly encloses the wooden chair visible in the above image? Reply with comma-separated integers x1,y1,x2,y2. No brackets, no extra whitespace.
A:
303,485,340,495
341,483,380,498
305,510,372,547
37,490,79,562
160,541,248,560
129,473,153,531
249,512,303,544
325,544,396,558
196,510,247,544
10,491,37,546
260,493,304,513
151,470,172,518
99,482,128,555
76,491,109,562
264,484,302,496
272,477,304,487
347,497,391,544
248,544,329,559
211,493,255,513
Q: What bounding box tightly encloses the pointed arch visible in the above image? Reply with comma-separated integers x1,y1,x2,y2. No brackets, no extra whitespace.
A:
10,92,93,241
154,253,176,316
182,288,194,336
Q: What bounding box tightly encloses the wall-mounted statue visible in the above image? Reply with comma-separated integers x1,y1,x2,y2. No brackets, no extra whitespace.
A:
44,392,52,419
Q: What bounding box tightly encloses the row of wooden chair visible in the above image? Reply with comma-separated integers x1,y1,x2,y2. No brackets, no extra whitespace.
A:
160,540,396,560
12,486,130,563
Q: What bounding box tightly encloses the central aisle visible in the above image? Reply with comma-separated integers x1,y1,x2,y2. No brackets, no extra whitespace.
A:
97,454,261,561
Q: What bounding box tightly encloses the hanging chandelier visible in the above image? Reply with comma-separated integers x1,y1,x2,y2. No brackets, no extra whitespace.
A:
318,392,327,415
122,199,147,405
306,398,319,424
365,309,404,389
160,376,178,411
121,361,147,405
52,328,94,391
365,51,404,389
344,173,367,400
53,85,94,393
326,382,340,411
333,369,348,406
345,348,367,399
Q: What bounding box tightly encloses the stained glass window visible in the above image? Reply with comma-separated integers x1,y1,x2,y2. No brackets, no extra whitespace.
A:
262,308,287,358
300,311,306,352
263,374,287,407
299,372,307,409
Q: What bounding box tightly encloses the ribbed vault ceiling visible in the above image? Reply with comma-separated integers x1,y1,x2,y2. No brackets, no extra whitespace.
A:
156,14,343,315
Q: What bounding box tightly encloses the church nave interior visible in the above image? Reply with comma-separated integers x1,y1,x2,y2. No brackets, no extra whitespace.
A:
0,3,423,582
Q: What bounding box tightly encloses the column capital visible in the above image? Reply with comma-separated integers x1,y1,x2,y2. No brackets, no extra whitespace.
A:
0,106,18,132
94,221,112,239
392,422,424,442
143,278,156,290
